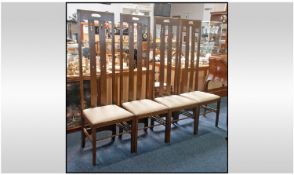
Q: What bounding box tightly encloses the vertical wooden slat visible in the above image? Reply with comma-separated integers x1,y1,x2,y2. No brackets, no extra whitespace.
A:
119,20,123,106
189,26,196,91
166,24,172,95
99,20,107,106
145,21,151,99
128,23,134,101
88,19,97,107
136,23,143,100
78,13,85,110
173,23,180,95
195,25,201,91
151,22,156,100
80,23,84,43
181,25,190,93
159,25,165,96
111,19,116,105
176,24,182,94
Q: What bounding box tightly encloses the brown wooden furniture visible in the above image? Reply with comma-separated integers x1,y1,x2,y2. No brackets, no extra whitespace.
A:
77,10,137,165
178,19,221,127
151,17,200,135
210,11,227,55
119,14,171,151
206,9,227,96
205,55,227,97
74,12,224,166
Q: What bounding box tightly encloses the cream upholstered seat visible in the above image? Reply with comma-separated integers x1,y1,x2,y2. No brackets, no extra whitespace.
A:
83,105,134,125
180,91,220,103
154,95,197,109
122,99,168,116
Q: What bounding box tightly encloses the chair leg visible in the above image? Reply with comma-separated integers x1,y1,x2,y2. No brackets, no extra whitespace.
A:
81,117,85,148
92,127,96,165
203,105,207,117
118,127,123,139
150,118,154,131
143,118,148,132
193,107,200,135
111,125,116,142
215,100,221,127
165,111,172,143
131,118,138,153
172,111,179,124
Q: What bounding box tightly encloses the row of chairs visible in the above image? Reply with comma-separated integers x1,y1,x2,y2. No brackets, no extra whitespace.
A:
76,10,221,165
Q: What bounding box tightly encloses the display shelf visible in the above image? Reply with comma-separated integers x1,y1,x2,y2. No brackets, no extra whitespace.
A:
209,11,227,55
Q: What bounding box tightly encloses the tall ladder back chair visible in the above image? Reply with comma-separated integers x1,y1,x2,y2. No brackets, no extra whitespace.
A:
178,19,221,127
77,10,135,165
152,17,200,135
119,14,171,152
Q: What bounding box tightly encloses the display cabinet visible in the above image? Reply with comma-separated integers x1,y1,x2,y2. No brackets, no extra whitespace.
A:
199,21,213,65
203,10,228,97
209,11,227,55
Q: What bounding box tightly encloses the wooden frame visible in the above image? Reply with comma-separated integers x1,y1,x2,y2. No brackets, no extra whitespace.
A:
77,10,136,165
178,19,221,127
119,14,171,151
152,17,200,135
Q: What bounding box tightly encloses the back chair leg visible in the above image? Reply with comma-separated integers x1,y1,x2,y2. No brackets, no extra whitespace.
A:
81,117,85,148
92,127,96,165
143,118,148,132
131,118,138,153
193,107,200,135
165,111,172,143
111,125,116,142
215,100,221,127
150,118,155,131
172,112,179,124
118,127,123,139
203,105,207,117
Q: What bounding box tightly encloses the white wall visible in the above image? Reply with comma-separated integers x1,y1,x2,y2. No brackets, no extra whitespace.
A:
171,3,204,20
170,3,226,21
203,3,227,21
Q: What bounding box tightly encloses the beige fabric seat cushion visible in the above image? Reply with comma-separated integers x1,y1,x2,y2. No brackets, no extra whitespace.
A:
122,99,168,116
154,95,197,109
180,91,220,103
83,104,133,125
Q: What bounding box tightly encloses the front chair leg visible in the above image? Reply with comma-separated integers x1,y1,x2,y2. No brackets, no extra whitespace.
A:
81,117,85,148
215,100,221,127
165,111,172,143
92,127,96,165
111,125,116,142
193,107,200,135
143,118,148,132
131,118,138,153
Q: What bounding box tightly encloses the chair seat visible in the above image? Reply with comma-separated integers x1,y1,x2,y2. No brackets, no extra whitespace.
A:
155,95,197,109
83,104,134,125
180,91,220,103
122,99,168,116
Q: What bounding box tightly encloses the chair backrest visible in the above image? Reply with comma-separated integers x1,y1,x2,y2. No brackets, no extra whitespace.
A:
178,19,202,94
152,17,181,97
77,10,116,109
119,14,151,105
